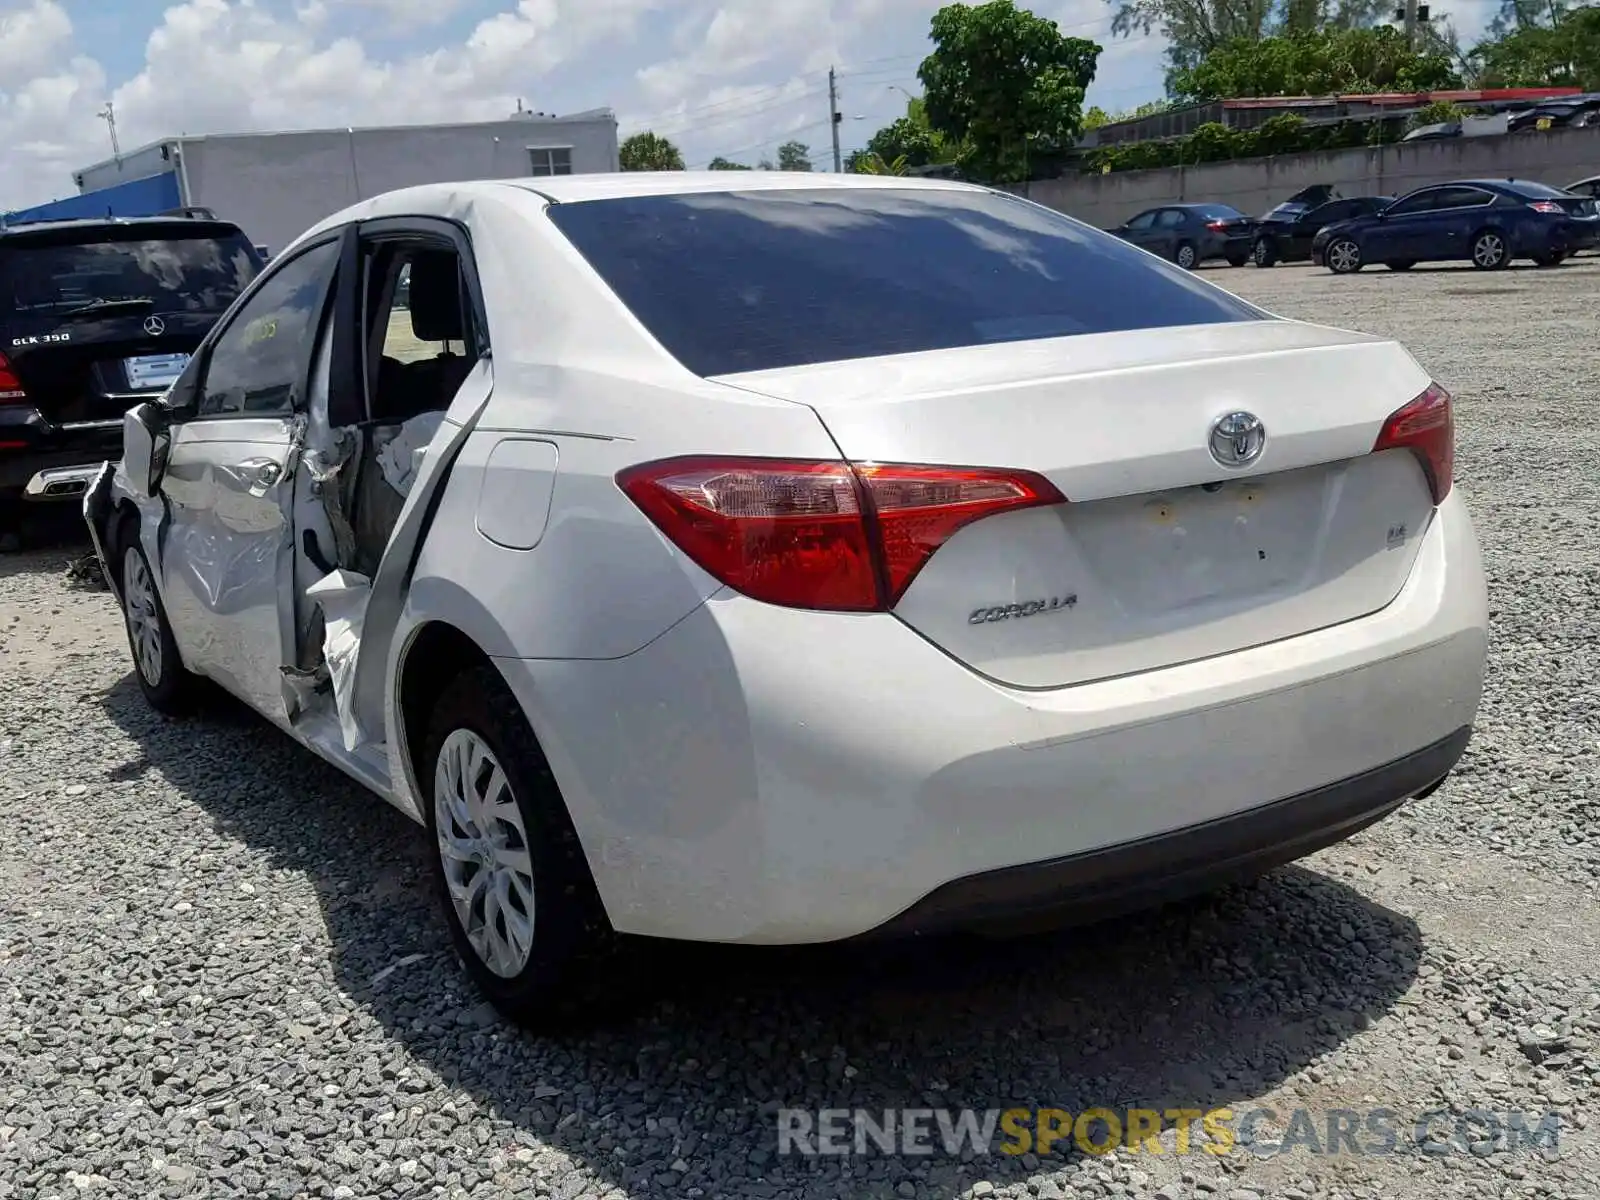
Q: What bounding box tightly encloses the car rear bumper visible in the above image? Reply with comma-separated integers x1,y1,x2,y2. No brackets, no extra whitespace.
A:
498,491,1488,945
0,407,121,503
867,726,1469,938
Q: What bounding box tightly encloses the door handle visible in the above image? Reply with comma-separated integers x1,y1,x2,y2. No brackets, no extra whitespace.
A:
238,458,282,496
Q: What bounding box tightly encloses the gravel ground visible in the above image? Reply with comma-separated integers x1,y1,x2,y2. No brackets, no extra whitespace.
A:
3,256,1600,1200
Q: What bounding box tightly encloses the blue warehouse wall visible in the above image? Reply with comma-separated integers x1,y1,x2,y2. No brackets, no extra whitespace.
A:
3,171,181,224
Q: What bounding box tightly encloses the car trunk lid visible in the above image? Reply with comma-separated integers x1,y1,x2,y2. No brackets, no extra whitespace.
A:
715,319,1442,688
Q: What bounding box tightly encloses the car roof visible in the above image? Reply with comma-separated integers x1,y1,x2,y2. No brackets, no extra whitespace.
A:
506,171,989,203
289,172,1001,253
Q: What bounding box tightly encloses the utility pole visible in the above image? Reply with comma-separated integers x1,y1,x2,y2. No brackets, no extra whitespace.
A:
828,67,843,172
1395,0,1430,50
98,100,121,159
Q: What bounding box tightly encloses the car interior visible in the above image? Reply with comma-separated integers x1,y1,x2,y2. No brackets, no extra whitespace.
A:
345,243,477,578
286,238,481,704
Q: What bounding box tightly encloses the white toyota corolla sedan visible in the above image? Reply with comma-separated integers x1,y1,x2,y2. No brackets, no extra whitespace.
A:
85,172,1488,1025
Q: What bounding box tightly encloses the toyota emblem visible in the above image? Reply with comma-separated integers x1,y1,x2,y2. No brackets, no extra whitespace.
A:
1208,411,1266,468
143,315,166,336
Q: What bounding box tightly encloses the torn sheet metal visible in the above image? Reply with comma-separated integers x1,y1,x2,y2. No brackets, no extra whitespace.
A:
375,411,447,498
305,569,372,752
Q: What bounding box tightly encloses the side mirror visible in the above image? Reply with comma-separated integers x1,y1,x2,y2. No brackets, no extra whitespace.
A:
121,402,173,501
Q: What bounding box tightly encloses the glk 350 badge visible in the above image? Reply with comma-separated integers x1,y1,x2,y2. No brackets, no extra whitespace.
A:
969,595,1078,625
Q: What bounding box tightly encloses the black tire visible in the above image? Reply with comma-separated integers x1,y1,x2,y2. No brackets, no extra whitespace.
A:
1533,252,1566,267
1385,260,1416,271
1326,238,1363,274
1251,238,1276,268
1470,229,1509,270
0,501,21,554
116,524,198,715
1226,254,1249,267
1174,241,1198,270
421,664,625,1030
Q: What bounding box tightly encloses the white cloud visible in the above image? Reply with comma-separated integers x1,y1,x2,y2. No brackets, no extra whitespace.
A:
0,0,1176,212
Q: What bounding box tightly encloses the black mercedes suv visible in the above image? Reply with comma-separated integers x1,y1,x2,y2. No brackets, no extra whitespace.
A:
0,213,264,546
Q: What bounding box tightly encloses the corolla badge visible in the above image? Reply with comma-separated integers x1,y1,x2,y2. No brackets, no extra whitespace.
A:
1208,410,1265,467
143,315,166,336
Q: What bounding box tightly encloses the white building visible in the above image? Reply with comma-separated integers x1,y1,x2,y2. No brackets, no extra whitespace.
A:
56,110,619,255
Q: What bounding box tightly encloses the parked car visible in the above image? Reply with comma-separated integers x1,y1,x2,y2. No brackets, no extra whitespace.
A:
1252,195,1393,266
0,213,263,546
1259,183,1341,223
87,174,1487,1027
1107,202,1257,268
1311,178,1600,273
1565,173,1600,200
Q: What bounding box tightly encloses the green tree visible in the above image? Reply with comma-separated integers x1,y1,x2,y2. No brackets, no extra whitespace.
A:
775,140,814,170
1109,0,1397,89
707,156,752,169
851,151,912,174
917,0,1102,183
619,131,685,171
1170,26,1461,100
860,93,959,168
1468,5,1600,88
1407,98,1465,130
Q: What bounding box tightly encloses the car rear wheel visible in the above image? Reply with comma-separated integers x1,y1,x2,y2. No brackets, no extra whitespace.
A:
1385,260,1416,271
120,536,197,715
1174,242,1197,270
1252,238,1275,267
1471,230,1508,270
1326,238,1362,274
423,664,624,1029
1533,252,1566,267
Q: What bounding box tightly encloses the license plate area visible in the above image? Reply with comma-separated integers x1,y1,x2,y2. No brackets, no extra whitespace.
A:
1070,473,1324,616
124,352,190,391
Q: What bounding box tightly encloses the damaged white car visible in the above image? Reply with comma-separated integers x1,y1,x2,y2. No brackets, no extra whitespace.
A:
86,174,1487,1027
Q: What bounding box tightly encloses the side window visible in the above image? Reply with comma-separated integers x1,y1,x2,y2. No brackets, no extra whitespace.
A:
1125,211,1157,230
198,241,338,417
1156,209,1187,229
1388,190,1441,216
1429,186,1491,209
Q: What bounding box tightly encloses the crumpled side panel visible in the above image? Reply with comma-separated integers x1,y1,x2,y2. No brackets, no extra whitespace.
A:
305,569,372,753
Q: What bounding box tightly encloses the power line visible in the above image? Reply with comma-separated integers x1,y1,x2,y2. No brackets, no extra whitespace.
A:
647,85,831,140
689,118,838,169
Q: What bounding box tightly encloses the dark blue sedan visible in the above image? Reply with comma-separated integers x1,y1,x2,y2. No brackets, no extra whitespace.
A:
1311,179,1600,273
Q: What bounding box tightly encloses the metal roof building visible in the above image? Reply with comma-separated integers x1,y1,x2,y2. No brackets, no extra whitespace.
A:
8,110,619,256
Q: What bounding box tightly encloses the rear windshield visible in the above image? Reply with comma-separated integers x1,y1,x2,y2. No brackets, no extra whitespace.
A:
1500,179,1577,199
546,187,1264,376
1193,204,1247,220
0,230,262,317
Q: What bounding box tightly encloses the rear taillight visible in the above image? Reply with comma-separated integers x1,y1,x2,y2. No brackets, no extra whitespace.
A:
1374,382,1453,504
0,353,26,403
617,456,1064,611
1205,220,1228,231
1527,200,1564,214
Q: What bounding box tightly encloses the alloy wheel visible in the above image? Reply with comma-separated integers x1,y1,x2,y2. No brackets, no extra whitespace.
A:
1176,244,1196,269
1328,240,1361,273
1473,232,1506,269
1253,240,1270,266
434,728,536,978
122,548,163,686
